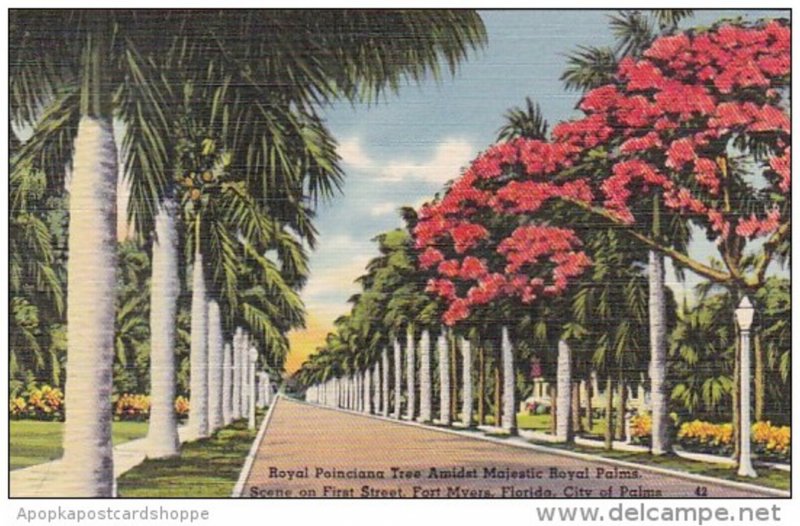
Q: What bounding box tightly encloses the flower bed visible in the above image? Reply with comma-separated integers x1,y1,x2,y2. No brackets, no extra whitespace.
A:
115,393,151,421
751,421,790,462
677,420,733,455
628,414,789,463
677,419,789,463
9,385,64,421
10,386,190,422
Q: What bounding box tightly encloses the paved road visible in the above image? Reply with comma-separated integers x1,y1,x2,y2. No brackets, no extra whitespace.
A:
241,397,779,498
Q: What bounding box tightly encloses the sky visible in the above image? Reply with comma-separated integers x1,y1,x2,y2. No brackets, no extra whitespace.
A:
283,9,789,373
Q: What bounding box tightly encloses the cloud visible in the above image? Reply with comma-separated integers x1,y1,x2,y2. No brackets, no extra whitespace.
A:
302,252,372,301
338,136,475,185
337,137,373,173
369,201,399,217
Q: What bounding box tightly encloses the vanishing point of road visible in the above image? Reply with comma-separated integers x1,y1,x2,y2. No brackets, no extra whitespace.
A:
239,397,781,499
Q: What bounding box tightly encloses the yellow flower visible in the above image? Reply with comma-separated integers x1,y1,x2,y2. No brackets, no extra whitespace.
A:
174,396,190,416
10,397,26,416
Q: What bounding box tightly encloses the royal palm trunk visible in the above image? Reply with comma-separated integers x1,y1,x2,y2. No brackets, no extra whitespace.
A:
247,349,256,430
585,370,594,432
419,330,432,422
61,116,118,496
232,328,243,419
372,363,381,414
648,249,671,454
616,373,627,441
478,344,486,425
450,333,458,418
461,337,473,427
381,347,390,416
550,385,557,435
256,373,265,408
146,198,180,458
222,342,233,425
189,248,209,438
363,369,371,413
605,375,614,450
393,339,402,418
556,339,573,442
406,326,416,420
572,381,581,434
501,327,516,433
240,333,250,416
207,299,224,432
438,332,451,425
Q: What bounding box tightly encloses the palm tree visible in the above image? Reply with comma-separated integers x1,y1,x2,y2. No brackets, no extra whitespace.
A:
572,229,655,448
460,336,474,427
497,97,548,142
171,8,486,441
9,10,180,496
438,332,452,424
670,293,735,421
560,8,694,455
9,165,66,389
13,10,486,495
419,330,433,422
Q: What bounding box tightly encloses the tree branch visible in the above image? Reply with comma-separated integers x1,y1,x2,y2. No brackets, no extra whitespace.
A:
751,222,790,288
564,198,735,285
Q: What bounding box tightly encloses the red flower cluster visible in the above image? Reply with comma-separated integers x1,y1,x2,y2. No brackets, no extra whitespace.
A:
569,21,790,237
413,21,789,328
735,208,782,239
769,146,790,193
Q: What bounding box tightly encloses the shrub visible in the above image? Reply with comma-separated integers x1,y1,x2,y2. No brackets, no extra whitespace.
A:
174,396,190,419
114,394,151,421
630,413,652,440
677,419,789,462
752,421,790,460
11,384,65,421
9,397,27,418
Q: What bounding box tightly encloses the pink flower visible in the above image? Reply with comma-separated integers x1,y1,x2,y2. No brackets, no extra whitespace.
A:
666,138,696,170
618,58,667,91
693,157,721,195
579,85,620,112
459,256,488,280
437,259,461,278
418,247,444,269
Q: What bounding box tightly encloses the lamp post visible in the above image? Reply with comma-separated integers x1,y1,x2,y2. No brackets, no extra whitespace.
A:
734,296,757,478
248,347,258,430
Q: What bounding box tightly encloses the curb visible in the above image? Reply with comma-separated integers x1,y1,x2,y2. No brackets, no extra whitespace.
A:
231,396,281,497
294,398,789,498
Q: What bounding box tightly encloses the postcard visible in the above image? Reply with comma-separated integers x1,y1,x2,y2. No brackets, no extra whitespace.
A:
6,7,791,510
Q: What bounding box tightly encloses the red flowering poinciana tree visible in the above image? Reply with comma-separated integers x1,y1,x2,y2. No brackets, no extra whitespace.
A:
559,20,790,290
417,19,789,315
415,139,595,326
413,19,789,449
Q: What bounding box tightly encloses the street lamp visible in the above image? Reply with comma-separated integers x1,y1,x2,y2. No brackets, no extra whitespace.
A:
734,296,757,478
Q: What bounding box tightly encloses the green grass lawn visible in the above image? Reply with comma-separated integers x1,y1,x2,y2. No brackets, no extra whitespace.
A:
117,412,263,498
535,441,789,491
516,412,606,436
10,420,149,471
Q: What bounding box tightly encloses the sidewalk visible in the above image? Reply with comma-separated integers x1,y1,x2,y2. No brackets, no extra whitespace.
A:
519,429,791,472
10,427,192,497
